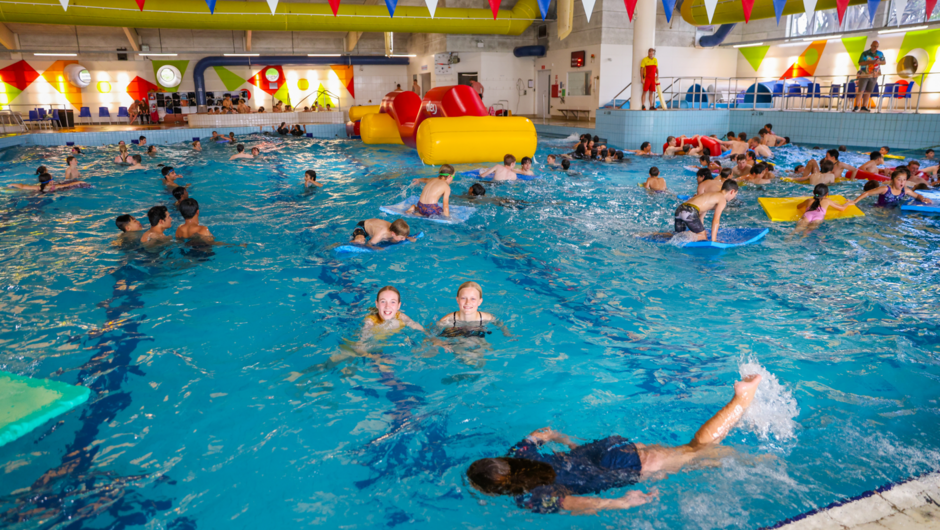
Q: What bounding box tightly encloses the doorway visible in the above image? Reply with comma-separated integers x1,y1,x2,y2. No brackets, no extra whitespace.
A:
420,73,431,97
457,72,478,87
537,69,551,118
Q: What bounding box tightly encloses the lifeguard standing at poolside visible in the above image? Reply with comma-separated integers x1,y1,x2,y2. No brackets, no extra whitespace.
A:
640,48,658,111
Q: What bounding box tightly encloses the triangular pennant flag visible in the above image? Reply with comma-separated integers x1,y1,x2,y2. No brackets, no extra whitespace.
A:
742,0,755,22
205,0,217,14
59,0,68,11
661,0,676,23
266,0,278,14
739,45,770,70
328,0,340,15
537,0,551,19
315,84,334,108
703,0,719,22
488,0,500,18
772,0,787,24
213,66,247,91
836,0,850,24
866,0,879,23
330,65,355,97
841,36,868,69
425,0,438,17
582,0,596,21
135,0,145,10
624,0,638,20
927,0,937,20
892,0,907,24
802,0,817,16
385,0,397,16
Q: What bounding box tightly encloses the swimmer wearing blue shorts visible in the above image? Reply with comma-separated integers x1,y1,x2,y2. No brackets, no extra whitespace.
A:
467,375,762,514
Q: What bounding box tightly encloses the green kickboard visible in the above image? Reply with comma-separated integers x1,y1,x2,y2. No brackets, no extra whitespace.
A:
0,371,90,448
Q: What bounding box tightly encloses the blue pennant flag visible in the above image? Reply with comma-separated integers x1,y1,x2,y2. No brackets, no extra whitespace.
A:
385,0,397,16
537,0,550,19
661,0,676,22
866,0,880,23
772,0,788,24
205,0,217,13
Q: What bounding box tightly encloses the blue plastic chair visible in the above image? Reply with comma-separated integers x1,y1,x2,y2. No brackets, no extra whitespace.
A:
79,106,92,124
783,84,803,110
49,109,60,129
98,107,111,124
803,83,823,110
117,106,129,119
24,110,42,130
37,108,47,119
898,81,914,111
877,83,895,111
844,81,857,111
825,84,841,111
771,82,785,107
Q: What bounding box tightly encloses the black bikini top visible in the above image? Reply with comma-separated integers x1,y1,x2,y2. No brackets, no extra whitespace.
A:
439,312,491,338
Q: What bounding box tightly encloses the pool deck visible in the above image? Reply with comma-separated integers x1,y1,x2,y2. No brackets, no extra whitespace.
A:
769,472,940,530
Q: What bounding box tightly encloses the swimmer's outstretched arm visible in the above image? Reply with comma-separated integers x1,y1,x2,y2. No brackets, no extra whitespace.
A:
410,178,433,186
479,166,499,178
527,427,577,449
561,489,658,515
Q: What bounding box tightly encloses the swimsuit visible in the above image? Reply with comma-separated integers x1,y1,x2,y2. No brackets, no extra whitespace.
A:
439,312,490,338
674,203,706,234
877,186,906,208
802,203,828,223
416,201,443,217
352,220,368,239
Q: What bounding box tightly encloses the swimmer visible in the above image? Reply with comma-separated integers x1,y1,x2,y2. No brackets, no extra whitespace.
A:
304,169,323,188
350,218,417,248
516,157,535,176
694,167,721,196
138,136,147,147
436,281,508,339
175,198,213,241
793,184,853,237
684,138,706,158
857,151,884,174
462,182,529,208
563,144,588,160
670,180,738,242
466,374,763,515
626,142,654,156
880,146,890,156
126,154,145,171
546,154,560,168
358,286,431,348
229,144,255,160
849,169,932,208
146,145,158,157
64,156,81,181
162,166,185,190
407,164,455,216
731,154,752,179
172,186,189,207
479,155,520,181
115,214,144,233
719,136,749,156
8,172,86,193
790,159,836,186
741,163,774,185
926,148,935,160
698,154,721,172
211,131,229,143
642,167,666,192
726,131,736,141
276,122,289,135
290,124,305,137
663,136,690,156
140,205,172,245
228,132,236,143
71,146,82,155
903,161,934,188
800,149,857,180
193,140,202,152
115,145,131,164
737,132,747,142
748,138,772,159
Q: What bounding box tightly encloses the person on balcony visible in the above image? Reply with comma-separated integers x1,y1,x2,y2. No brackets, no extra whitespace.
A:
853,41,885,113
640,48,658,111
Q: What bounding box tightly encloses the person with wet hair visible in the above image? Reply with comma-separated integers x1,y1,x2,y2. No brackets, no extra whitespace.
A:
115,214,143,233
172,186,189,207
140,205,172,245
127,154,145,171
175,198,213,241
230,144,254,161
8,171,86,193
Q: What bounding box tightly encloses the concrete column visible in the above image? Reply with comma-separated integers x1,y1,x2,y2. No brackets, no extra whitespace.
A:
630,0,656,110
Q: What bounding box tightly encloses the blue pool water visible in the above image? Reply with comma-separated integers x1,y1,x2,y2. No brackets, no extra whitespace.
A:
1,135,939,529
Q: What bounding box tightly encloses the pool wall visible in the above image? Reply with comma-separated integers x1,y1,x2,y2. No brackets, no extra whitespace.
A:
595,109,940,151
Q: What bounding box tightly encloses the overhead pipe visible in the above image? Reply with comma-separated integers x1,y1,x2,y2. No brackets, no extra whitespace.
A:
513,45,546,57
697,24,736,47
193,56,410,107
0,0,541,35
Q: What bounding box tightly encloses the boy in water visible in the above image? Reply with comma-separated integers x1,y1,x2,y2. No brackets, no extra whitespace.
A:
517,157,536,176
162,166,185,190
115,214,143,233
211,131,229,143
858,151,884,174
719,136,749,156
406,164,456,217
741,163,774,185
138,136,147,146
479,154,520,181
172,186,189,207
175,198,213,241
546,154,559,168
791,159,835,186
350,219,416,247
140,205,172,245
663,136,690,156
304,170,323,188
731,154,751,178
800,149,857,180
463,183,529,208
695,168,722,196
672,180,739,242
748,137,773,159
127,154,145,171
642,167,667,192
230,144,255,160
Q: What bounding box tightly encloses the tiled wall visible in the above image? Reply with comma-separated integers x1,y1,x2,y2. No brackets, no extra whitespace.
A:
595,110,730,151
188,111,344,129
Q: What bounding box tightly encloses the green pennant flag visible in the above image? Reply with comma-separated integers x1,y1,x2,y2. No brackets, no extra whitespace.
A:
151,60,190,92
273,83,292,106
899,28,940,77
739,45,770,72
315,83,334,108
212,66,247,92
0,81,23,109
841,36,868,71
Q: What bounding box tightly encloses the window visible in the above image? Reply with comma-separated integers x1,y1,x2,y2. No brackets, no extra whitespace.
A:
787,5,872,37
886,0,937,25
156,65,182,88
567,71,591,96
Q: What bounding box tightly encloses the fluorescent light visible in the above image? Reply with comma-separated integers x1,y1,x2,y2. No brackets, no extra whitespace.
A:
390,54,417,57
34,53,77,56
224,53,259,56
139,53,178,56
733,42,764,48
802,35,843,41
308,54,341,57
879,25,927,34
779,41,808,47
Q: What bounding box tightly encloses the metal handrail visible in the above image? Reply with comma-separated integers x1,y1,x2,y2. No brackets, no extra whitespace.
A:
294,87,344,113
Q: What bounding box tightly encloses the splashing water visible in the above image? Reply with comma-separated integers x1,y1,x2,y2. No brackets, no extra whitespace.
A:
738,358,800,442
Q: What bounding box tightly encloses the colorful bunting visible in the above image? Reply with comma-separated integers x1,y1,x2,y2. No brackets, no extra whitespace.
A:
488,0,500,19
928,0,938,20
135,0,145,10
266,0,278,14
866,0,879,23
780,40,826,79
213,66,247,91
385,0,398,16
703,0,718,22
582,0,596,21
59,0,68,10
842,36,868,70
835,0,850,24
328,0,340,15
205,0,217,14
426,0,438,17
661,0,676,23
742,0,755,22
740,45,770,71
772,0,788,24
330,65,355,98
802,0,818,18
892,0,907,24
624,0,637,20
536,0,550,18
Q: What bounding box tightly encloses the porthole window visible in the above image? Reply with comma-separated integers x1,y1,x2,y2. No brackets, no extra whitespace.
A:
264,68,280,82
64,64,91,88
156,65,182,88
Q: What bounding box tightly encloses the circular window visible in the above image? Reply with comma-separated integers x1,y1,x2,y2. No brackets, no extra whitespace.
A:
264,68,280,82
156,65,182,88
64,64,91,88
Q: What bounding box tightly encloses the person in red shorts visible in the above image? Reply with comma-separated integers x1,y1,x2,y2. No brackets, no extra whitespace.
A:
640,48,659,111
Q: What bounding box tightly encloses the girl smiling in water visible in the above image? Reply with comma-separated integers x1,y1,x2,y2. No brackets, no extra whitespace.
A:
437,282,496,338
362,285,425,339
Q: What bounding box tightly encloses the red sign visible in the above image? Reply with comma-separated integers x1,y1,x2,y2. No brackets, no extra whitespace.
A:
571,51,585,68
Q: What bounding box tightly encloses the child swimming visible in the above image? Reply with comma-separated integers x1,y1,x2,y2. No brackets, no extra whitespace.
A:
349,218,417,247
115,214,144,233
793,184,853,236
407,164,456,216
436,281,497,338
175,198,213,241
479,155,520,181
127,155,145,171
229,144,255,160
625,142,654,156
192,140,202,152
162,166,185,190
362,286,425,339
115,145,131,164
694,168,721,196
8,172,87,193
140,205,172,245
642,167,667,192
172,186,189,207
671,180,739,242
304,170,323,188
849,169,933,208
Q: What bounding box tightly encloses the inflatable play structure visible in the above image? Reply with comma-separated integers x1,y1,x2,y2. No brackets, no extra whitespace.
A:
346,85,537,165
663,135,723,156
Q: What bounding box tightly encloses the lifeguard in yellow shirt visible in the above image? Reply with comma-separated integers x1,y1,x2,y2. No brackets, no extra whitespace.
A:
640,48,659,111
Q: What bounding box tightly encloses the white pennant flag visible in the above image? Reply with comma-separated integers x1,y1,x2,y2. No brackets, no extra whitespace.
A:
425,0,438,17
266,0,278,14
703,0,719,23
802,0,818,17
892,0,907,24
59,0,69,10
582,0,596,21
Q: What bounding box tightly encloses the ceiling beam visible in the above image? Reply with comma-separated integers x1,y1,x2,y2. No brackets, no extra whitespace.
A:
246,30,252,51
345,31,360,52
0,23,18,50
122,27,140,52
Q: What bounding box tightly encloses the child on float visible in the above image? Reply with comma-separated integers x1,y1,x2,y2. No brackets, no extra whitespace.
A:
849,169,933,208
793,183,854,236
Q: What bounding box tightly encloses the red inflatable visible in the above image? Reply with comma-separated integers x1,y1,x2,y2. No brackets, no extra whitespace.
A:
854,169,890,182
662,135,722,156
380,85,488,148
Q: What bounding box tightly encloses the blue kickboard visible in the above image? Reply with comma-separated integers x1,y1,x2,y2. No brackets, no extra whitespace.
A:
379,195,476,224
677,195,692,201
461,169,541,181
640,228,769,249
335,232,425,254
901,190,940,214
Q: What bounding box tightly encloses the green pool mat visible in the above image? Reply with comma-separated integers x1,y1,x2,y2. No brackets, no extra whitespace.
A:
0,371,90,448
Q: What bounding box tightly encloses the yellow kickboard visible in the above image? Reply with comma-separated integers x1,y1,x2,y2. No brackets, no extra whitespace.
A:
781,177,854,185
758,195,865,222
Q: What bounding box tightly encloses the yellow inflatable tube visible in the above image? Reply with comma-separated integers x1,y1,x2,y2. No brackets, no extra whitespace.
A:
349,105,381,122
416,116,537,165
360,113,404,145
758,196,865,222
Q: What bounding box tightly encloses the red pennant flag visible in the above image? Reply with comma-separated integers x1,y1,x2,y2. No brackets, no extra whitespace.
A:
742,0,754,22
835,0,850,23
624,0,638,20
488,0,500,18
328,0,340,15
135,0,145,10
927,0,937,20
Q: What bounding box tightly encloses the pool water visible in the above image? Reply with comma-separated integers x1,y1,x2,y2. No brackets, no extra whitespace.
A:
1,135,939,529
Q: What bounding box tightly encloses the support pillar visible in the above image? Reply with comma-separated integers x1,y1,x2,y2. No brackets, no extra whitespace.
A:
630,0,656,110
